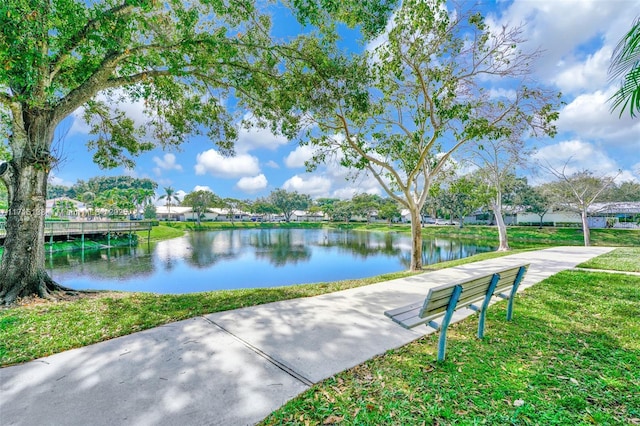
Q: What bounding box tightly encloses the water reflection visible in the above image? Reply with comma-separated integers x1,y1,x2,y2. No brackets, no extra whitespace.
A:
248,229,310,266
48,246,154,281
47,229,496,293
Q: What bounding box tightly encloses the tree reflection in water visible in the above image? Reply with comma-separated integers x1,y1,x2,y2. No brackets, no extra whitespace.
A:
45,229,496,293
47,246,155,281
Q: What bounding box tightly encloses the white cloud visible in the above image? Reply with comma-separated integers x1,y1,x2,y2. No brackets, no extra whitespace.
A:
235,116,289,154
236,174,268,193
552,46,612,94
193,185,212,192
282,175,332,197
152,153,183,176
194,149,260,178
531,139,631,183
48,174,74,187
333,184,382,200
615,170,639,183
265,160,280,169
284,145,315,168
487,0,634,87
488,88,517,100
123,168,138,178
557,89,640,148
70,89,151,136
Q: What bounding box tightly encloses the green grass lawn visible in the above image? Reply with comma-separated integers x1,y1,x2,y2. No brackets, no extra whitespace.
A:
577,247,640,272
261,270,640,425
136,223,185,241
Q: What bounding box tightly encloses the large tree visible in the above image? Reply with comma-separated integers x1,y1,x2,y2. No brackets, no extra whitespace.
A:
441,175,484,229
0,0,396,304
278,0,558,270
268,188,311,222
182,190,220,226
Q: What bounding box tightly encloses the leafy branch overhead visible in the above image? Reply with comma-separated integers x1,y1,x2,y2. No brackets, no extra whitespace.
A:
0,0,397,304
0,0,397,169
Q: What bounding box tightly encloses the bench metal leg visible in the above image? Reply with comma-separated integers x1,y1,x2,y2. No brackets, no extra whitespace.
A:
477,273,501,339
506,266,527,321
437,284,463,362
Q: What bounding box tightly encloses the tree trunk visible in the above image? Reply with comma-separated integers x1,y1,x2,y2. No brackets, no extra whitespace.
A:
581,209,591,246
491,199,510,251
409,208,423,271
0,162,60,304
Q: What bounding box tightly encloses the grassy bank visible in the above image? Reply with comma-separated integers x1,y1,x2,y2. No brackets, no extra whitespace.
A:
0,250,525,367
136,223,185,241
261,267,640,425
143,221,639,248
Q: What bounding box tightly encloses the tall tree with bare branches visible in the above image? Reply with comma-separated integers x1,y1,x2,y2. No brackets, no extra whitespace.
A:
277,0,559,270
544,166,620,246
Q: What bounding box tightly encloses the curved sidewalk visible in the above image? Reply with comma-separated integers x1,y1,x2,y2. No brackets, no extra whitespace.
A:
0,246,614,426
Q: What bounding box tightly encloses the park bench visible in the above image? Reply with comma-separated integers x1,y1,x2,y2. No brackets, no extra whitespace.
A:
384,264,529,362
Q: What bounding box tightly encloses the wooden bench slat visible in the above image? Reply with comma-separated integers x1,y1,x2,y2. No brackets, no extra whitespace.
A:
420,275,495,316
384,302,423,318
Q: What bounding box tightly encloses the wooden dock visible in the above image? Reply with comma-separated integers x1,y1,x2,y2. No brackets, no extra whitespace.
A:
0,220,153,243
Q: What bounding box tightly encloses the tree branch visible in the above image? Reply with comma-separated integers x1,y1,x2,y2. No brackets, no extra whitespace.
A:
49,3,136,83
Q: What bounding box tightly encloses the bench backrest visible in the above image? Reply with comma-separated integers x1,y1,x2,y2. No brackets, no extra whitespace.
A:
418,264,529,319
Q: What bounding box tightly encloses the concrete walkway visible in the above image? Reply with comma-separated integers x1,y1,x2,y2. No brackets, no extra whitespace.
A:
0,246,615,426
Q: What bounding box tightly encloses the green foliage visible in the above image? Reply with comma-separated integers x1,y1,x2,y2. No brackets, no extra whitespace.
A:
181,190,221,224
0,0,394,170
143,203,156,219
46,176,158,200
268,188,312,222
73,176,157,195
351,193,384,221
608,16,640,117
600,180,640,202
290,0,397,40
377,198,401,223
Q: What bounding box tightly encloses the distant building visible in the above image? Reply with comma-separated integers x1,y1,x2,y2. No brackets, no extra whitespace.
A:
516,202,640,229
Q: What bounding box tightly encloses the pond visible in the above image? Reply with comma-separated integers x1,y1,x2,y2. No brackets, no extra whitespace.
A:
47,228,496,293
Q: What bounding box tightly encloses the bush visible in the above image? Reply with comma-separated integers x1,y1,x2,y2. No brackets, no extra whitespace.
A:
517,222,555,227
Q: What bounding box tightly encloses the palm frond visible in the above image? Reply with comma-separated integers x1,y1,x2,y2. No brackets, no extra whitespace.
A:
609,16,640,117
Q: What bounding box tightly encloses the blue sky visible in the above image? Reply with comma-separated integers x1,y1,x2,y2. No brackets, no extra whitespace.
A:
50,0,640,201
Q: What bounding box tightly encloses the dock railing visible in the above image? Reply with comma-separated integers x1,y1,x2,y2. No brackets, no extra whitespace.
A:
0,220,153,242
